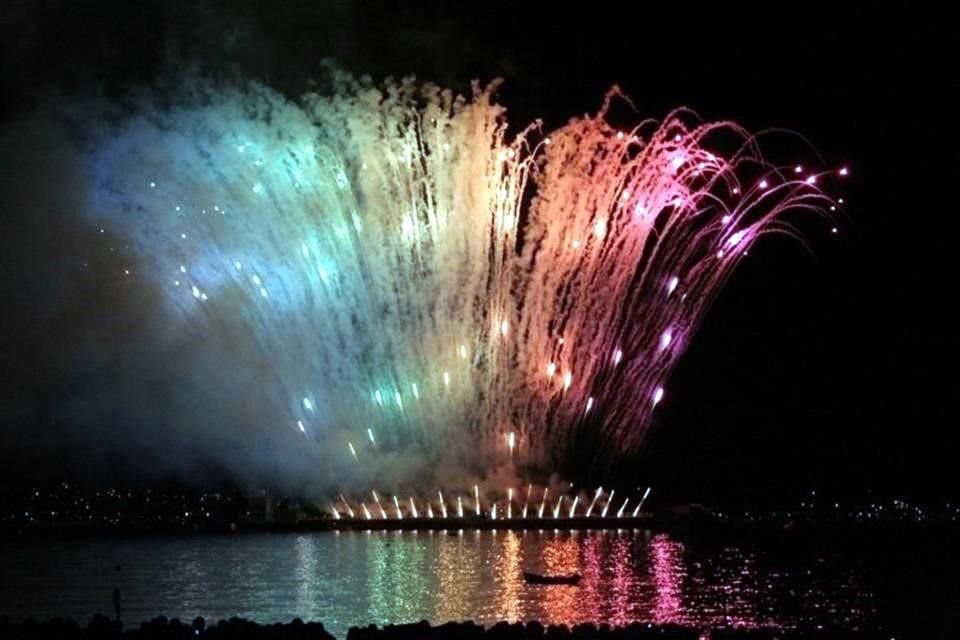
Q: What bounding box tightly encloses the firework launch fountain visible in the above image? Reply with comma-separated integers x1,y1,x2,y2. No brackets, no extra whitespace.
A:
88,68,842,497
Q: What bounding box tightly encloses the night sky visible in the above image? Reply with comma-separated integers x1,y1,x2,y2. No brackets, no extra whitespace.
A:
0,2,955,503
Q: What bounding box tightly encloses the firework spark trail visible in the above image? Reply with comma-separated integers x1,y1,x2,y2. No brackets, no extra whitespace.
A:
89,71,839,484
600,489,615,518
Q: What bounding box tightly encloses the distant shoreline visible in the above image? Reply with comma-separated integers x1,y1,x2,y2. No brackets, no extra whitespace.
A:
3,515,956,542
0,615,897,640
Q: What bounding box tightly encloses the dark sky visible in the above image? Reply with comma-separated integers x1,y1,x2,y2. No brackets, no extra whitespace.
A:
0,2,956,502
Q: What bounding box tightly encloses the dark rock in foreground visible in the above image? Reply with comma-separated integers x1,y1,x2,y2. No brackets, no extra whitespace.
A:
0,615,892,640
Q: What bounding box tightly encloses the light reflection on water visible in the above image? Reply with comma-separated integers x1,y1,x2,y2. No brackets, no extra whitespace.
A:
0,530,873,637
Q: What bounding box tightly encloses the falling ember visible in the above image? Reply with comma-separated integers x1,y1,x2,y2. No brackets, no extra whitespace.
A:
667,276,680,295
652,386,665,406
660,330,673,351
90,71,837,480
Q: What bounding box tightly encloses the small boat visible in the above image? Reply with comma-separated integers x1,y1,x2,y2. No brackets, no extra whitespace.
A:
523,571,581,585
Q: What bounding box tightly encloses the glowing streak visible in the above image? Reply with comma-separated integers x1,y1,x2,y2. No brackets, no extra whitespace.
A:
568,495,579,518
507,488,513,519
443,371,450,387
374,390,382,406
409,497,419,518
339,494,355,518
348,442,358,461
491,503,497,520
457,496,464,518
585,397,594,414
539,488,549,518
563,371,573,391
500,319,509,336
427,504,434,519
546,362,556,377
638,486,652,512
411,383,419,400
616,497,630,518
394,390,403,409
474,484,481,516
553,495,563,518
522,484,532,519
459,344,468,359
367,428,375,446
438,491,448,518
613,349,623,365
392,495,403,519
330,505,341,520
507,431,516,456
372,491,387,519
297,420,306,434
586,486,603,517
362,504,372,520
601,489,615,517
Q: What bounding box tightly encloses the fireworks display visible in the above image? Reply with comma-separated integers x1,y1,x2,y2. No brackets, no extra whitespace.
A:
87,70,841,487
